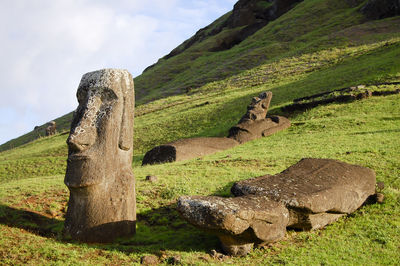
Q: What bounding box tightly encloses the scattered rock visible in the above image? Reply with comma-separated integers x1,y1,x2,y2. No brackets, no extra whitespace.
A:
376,193,385,203
146,175,158,182
177,158,376,256
377,181,385,191
210,250,229,260
141,255,159,265
166,255,181,265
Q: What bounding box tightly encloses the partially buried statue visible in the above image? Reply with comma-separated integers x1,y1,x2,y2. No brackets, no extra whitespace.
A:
64,69,135,242
142,91,290,165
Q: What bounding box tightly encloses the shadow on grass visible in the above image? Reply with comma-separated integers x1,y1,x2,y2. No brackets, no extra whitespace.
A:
0,205,63,239
0,204,219,255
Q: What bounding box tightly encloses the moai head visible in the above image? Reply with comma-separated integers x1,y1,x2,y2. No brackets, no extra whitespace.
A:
64,69,135,242
238,91,272,124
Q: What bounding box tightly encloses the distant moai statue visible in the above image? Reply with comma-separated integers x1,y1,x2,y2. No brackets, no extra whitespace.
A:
45,121,57,136
64,69,135,242
228,91,290,143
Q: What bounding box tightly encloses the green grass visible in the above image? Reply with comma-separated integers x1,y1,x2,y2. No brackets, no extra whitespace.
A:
1,0,400,264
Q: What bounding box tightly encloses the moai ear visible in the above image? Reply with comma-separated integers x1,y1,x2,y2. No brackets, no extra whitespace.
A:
119,79,135,151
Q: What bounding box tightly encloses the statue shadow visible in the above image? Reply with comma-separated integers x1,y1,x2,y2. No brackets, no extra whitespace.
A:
0,205,64,239
0,204,219,255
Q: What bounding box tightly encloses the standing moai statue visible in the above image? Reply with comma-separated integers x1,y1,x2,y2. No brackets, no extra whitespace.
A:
64,69,135,242
45,121,57,136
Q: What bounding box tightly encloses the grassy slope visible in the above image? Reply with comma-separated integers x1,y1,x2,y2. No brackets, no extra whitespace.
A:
1,0,400,264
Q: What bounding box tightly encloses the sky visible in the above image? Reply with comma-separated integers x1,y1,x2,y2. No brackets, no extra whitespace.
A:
0,0,236,145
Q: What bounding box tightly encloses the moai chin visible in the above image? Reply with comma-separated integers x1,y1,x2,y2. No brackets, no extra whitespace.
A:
64,69,135,242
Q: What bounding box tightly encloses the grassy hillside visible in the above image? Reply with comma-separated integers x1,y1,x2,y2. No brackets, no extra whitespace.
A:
1,0,400,264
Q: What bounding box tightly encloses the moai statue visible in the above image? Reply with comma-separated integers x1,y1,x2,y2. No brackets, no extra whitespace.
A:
228,91,291,143
64,69,135,242
45,121,57,136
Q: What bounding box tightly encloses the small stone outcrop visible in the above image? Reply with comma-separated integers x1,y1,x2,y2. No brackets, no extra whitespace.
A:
64,69,136,242
142,92,290,165
228,92,291,143
177,158,376,255
142,137,238,165
45,121,57,136
361,0,400,20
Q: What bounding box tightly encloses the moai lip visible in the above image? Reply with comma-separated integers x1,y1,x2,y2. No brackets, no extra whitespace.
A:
64,69,136,243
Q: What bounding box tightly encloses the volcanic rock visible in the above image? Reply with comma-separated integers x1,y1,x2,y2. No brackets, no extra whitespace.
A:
64,69,136,242
142,137,239,165
178,158,376,255
177,195,289,256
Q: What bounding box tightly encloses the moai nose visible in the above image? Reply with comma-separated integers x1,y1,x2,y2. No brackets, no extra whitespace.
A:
67,109,97,153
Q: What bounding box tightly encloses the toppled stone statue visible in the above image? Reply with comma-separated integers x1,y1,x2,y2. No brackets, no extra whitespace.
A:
177,158,376,256
45,121,57,136
64,69,136,242
142,91,290,165
142,137,238,165
228,92,291,143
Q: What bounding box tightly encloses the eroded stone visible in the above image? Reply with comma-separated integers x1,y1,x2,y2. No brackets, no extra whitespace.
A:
177,195,289,256
64,69,136,242
228,92,291,143
178,158,376,255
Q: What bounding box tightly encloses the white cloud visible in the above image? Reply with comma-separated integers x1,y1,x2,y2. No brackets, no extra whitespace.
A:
0,0,236,145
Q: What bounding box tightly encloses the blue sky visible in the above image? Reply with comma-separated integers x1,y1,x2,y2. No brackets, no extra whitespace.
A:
0,0,236,145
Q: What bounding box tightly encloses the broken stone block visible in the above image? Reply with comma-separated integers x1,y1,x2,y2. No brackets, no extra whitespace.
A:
142,137,238,165
178,158,376,256
228,92,291,143
64,69,136,242
177,195,289,256
232,158,376,230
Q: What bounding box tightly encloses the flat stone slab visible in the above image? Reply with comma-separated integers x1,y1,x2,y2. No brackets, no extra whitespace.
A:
177,158,376,255
142,137,238,165
177,195,289,256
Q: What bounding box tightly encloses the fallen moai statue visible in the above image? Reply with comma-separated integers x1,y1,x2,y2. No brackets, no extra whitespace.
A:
228,92,291,143
142,137,238,165
177,158,376,256
142,92,290,165
64,69,136,242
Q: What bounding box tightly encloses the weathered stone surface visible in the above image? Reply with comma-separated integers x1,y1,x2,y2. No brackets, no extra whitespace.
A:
64,69,136,242
361,0,400,20
142,92,289,165
45,121,57,136
142,137,238,165
228,92,291,143
178,158,376,255
232,158,376,229
177,195,289,256
141,255,159,265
